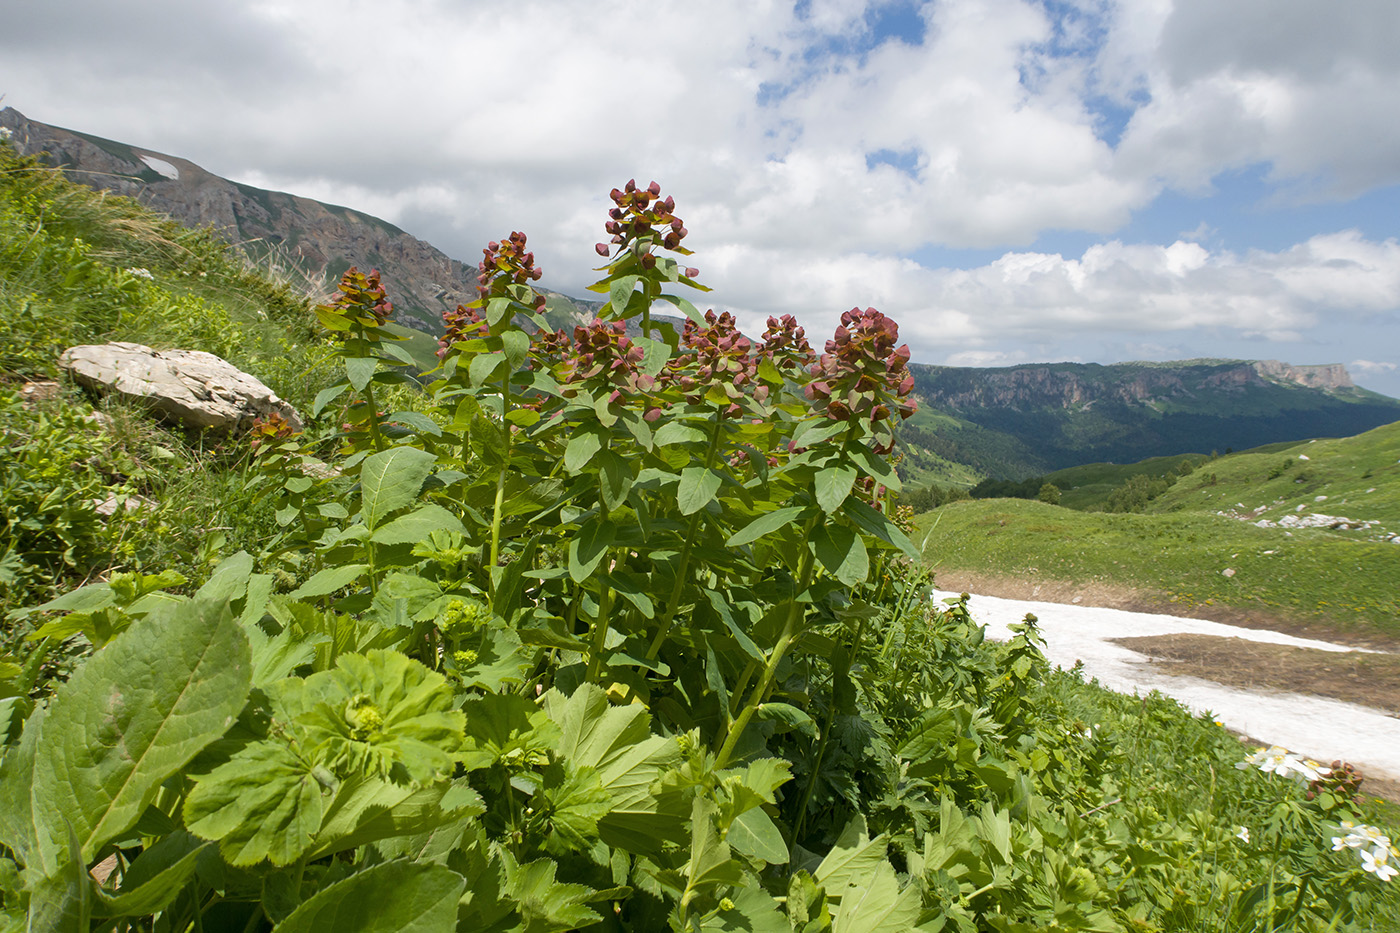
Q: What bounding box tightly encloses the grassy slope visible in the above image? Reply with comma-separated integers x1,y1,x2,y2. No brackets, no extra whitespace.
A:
916,421,1400,639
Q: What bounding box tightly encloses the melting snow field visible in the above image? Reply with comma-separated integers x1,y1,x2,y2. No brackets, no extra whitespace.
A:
934,590,1400,784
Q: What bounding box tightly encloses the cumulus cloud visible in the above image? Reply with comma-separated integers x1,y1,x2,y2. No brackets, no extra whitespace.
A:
1350,359,1398,374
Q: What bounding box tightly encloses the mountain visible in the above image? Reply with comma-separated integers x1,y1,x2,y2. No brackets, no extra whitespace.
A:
899,359,1400,480
0,106,602,334
9,107,1396,482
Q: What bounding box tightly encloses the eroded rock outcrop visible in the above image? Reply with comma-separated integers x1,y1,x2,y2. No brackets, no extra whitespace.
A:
59,342,302,434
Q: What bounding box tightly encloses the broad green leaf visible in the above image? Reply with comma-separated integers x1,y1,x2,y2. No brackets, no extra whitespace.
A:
309,777,480,861
369,504,467,545
568,519,615,584
814,815,888,902
686,798,744,892
274,860,465,933
609,275,639,314
197,551,254,603
287,564,369,601
700,881,791,933
678,467,722,516
814,465,858,515
469,350,506,387
564,431,603,473
659,293,709,325
598,450,633,513
652,421,706,447
831,860,921,933
311,383,350,418
344,356,378,392
92,835,208,918
360,447,438,531
33,582,115,616
727,807,788,865
26,825,91,933
755,702,818,737
379,341,419,366
27,598,251,871
502,329,530,370
505,407,540,426
810,524,869,587
841,499,919,559
726,506,808,548
385,411,444,437
637,336,672,376
790,418,849,450
183,738,325,867
485,296,513,327
846,443,900,491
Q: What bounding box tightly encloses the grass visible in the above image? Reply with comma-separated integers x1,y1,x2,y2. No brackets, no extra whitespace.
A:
915,498,1400,640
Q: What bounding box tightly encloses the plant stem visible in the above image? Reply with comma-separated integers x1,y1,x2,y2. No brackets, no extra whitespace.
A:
715,519,817,768
645,416,725,661
488,370,513,594
585,581,614,684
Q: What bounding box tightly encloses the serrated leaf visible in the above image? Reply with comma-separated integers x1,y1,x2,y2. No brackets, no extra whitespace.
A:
197,551,254,604
360,447,438,531
369,504,467,545
27,825,91,933
275,860,465,933
345,356,378,392
726,506,808,548
831,860,921,933
811,524,869,587
183,738,325,867
678,467,722,516
814,815,888,901
501,850,601,932
20,598,251,872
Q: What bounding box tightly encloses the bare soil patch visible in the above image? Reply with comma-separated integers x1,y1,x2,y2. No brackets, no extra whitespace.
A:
932,570,1400,652
1111,633,1400,717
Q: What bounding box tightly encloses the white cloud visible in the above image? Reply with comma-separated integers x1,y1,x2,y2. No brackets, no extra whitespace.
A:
1350,359,1398,374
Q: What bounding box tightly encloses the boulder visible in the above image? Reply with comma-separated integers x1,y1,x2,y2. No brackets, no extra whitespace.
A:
59,342,303,434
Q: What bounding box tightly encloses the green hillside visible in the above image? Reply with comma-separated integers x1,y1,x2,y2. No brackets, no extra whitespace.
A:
3,140,1397,931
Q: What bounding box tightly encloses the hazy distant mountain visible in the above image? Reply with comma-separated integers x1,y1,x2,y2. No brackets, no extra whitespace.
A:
898,359,1400,480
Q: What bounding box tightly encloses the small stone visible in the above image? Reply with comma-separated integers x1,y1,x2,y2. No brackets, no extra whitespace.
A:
1222,568,1235,578
1298,454,1309,460
91,493,156,516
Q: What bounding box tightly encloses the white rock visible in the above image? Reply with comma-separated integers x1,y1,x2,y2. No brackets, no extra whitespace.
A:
1298,454,1309,460
60,342,302,434
1222,568,1236,577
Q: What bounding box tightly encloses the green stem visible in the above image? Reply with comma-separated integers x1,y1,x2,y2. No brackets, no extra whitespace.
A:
715,520,818,768
488,370,513,593
645,416,726,661
585,581,614,684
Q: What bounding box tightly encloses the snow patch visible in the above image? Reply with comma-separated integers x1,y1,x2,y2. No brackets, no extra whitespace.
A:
139,154,179,180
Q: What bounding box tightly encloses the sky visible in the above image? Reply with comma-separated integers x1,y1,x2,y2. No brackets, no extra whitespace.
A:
5,0,1400,396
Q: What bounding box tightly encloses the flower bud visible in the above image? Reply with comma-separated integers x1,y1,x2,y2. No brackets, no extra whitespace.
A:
596,243,611,257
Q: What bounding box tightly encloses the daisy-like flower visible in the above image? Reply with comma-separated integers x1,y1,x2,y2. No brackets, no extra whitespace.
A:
1235,826,1250,843
1239,746,1332,781
1360,846,1398,882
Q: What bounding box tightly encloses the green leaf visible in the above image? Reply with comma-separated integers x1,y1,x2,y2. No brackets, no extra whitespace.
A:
830,860,921,933
814,465,858,515
726,506,808,548
505,407,540,426
686,798,745,893
814,815,888,902
811,525,869,587
840,499,919,559
598,450,633,513
568,519,615,584
287,564,369,601
659,293,709,325
846,443,900,491
502,329,530,370
564,430,603,473
309,778,479,861
312,384,350,418
790,418,849,450
274,860,465,933
92,835,208,918
637,336,671,376
360,447,438,531
19,598,251,872
385,411,444,437
370,504,467,545
678,467,722,516
26,826,91,933
183,738,325,867
755,702,817,737
197,551,254,604
652,422,706,447
727,807,788,865
500,850,601,932
609,275,639,314
469,350,506,387
345,356,378,392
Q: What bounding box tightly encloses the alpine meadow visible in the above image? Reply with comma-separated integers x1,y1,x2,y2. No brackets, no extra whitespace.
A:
2,135,1399,933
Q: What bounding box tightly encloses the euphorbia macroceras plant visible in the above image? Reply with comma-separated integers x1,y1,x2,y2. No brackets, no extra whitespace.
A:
418,178,921,763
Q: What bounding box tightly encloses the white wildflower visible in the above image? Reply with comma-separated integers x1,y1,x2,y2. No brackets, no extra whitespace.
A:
125,267,154,280
1360,847,1398,882
1235,826,1250,843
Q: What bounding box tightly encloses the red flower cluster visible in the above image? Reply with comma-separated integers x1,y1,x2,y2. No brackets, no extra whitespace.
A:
476,231,543,302
248,412,299,453
561,320,654,402
322,267,394,330
760,314,815,372
805,307,918,437
437,304,490,360
660,310,758,415
595,179,696,269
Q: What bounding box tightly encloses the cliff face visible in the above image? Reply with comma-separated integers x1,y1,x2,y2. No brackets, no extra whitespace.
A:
0,107,474,331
